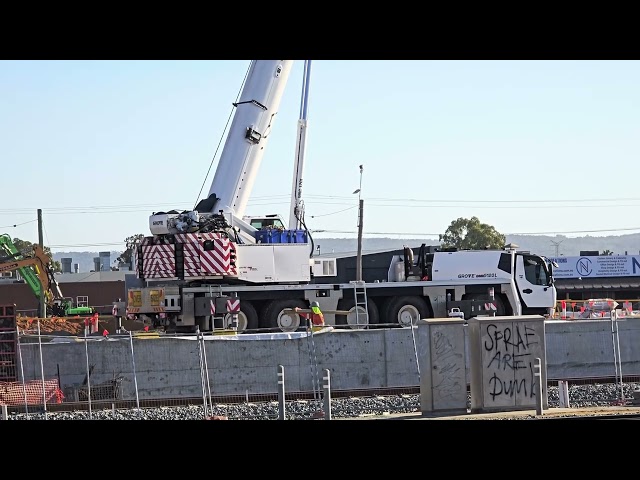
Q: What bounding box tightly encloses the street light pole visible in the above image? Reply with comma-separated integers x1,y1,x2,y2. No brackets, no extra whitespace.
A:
354,165,364,282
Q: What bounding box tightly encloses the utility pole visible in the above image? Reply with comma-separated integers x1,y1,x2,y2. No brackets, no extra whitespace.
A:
38,209,46,319
356,198,364,281
354,165,364,282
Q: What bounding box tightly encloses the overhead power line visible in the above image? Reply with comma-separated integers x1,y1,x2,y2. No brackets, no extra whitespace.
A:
313,226,640,237
42,223,640,250
0,219,37,229
5,195,640,215
8,199,640,249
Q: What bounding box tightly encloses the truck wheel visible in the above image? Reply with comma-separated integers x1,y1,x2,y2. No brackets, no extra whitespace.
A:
382,296,430,327
262,299,307,332
335,298,380,328
224,301,259,332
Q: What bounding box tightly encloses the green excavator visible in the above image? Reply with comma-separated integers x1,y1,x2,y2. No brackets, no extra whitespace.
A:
0,234,94,317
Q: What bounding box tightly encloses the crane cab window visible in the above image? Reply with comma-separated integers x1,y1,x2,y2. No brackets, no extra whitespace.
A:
249,217,285,230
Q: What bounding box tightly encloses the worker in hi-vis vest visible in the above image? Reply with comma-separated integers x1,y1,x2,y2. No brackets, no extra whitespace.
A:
296,301,325,326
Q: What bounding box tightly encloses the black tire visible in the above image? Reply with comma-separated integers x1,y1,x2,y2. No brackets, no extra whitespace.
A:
262,299,307,332
381,296,430,327
224,301,259,332
335,298,380,328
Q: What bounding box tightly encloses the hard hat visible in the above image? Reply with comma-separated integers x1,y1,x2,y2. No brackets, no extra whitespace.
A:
310,301,320,308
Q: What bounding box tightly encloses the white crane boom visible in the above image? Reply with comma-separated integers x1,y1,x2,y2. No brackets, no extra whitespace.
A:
289,61,312,231
205,60,294,221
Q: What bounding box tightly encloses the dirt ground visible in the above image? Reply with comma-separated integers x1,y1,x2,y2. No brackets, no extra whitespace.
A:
16,315,146,336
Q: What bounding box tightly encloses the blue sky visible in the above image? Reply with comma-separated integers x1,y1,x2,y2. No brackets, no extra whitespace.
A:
2,60,640,253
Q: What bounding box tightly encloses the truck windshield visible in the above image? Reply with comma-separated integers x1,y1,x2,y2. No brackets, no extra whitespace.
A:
523,255,551,286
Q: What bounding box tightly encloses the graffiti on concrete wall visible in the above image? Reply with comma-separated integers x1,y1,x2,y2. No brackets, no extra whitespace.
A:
483,323,540,402
432,329,464,401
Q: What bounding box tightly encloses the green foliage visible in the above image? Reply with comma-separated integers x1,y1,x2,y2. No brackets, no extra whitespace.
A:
10,237,61,272
439,217,506,250
601,249,613,255
117,234,145,267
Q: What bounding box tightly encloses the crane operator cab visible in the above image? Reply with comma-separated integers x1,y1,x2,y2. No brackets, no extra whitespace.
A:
243,214,286,230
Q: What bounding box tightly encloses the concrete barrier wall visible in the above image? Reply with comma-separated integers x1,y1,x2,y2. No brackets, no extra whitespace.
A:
544,318,640,380
16,318,640,401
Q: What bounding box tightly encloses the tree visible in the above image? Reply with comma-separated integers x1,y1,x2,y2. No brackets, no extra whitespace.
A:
439,216,506,250
117,234,145,267
601,249,613,255
10,237,62,272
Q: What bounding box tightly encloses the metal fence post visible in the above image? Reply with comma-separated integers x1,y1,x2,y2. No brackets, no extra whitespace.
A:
534,357,543,416
128,331,140,410
323,368,331,420
196,329,209,419
199,331,213,413
611,309,625,403
277,365,286,420
558,380,570,408
410,325,420,377
84,331,92,419
36,319,47,420
16,326,29,419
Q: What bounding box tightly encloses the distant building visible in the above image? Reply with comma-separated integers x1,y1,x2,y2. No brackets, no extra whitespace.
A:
0,271,131,316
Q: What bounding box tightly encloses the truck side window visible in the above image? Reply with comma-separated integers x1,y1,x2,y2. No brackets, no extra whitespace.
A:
524,256,548,285
536,264,548,285
523,257,538,284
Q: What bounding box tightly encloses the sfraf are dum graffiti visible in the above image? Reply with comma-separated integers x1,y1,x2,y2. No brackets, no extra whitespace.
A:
483,324,540,401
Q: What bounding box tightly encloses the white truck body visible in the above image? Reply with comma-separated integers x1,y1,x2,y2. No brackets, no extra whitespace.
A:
129,246,557,333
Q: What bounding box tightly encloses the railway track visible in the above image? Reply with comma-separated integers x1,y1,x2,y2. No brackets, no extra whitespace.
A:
5,377,639,416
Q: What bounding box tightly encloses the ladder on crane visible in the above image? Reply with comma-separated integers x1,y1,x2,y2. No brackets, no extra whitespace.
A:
351,281,369,327
306,319,321,405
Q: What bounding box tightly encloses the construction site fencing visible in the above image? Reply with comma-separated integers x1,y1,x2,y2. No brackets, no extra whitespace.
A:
2,319,424,419
2,316,640,419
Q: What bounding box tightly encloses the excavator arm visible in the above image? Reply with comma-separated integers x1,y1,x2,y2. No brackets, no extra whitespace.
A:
0,234,64,308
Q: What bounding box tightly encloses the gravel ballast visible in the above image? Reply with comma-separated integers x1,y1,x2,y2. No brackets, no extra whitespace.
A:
4,381,638,420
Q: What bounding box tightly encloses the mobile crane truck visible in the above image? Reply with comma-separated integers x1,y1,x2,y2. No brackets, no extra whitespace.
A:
126,60,558,333
0,234,94,317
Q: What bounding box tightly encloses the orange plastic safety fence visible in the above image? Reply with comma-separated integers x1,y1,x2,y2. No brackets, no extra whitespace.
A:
0,379,64,406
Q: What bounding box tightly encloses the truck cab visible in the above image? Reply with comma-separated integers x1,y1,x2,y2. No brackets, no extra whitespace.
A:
513,252,557,316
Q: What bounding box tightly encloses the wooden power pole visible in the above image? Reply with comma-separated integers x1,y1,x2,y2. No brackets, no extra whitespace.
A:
38,208,46,318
